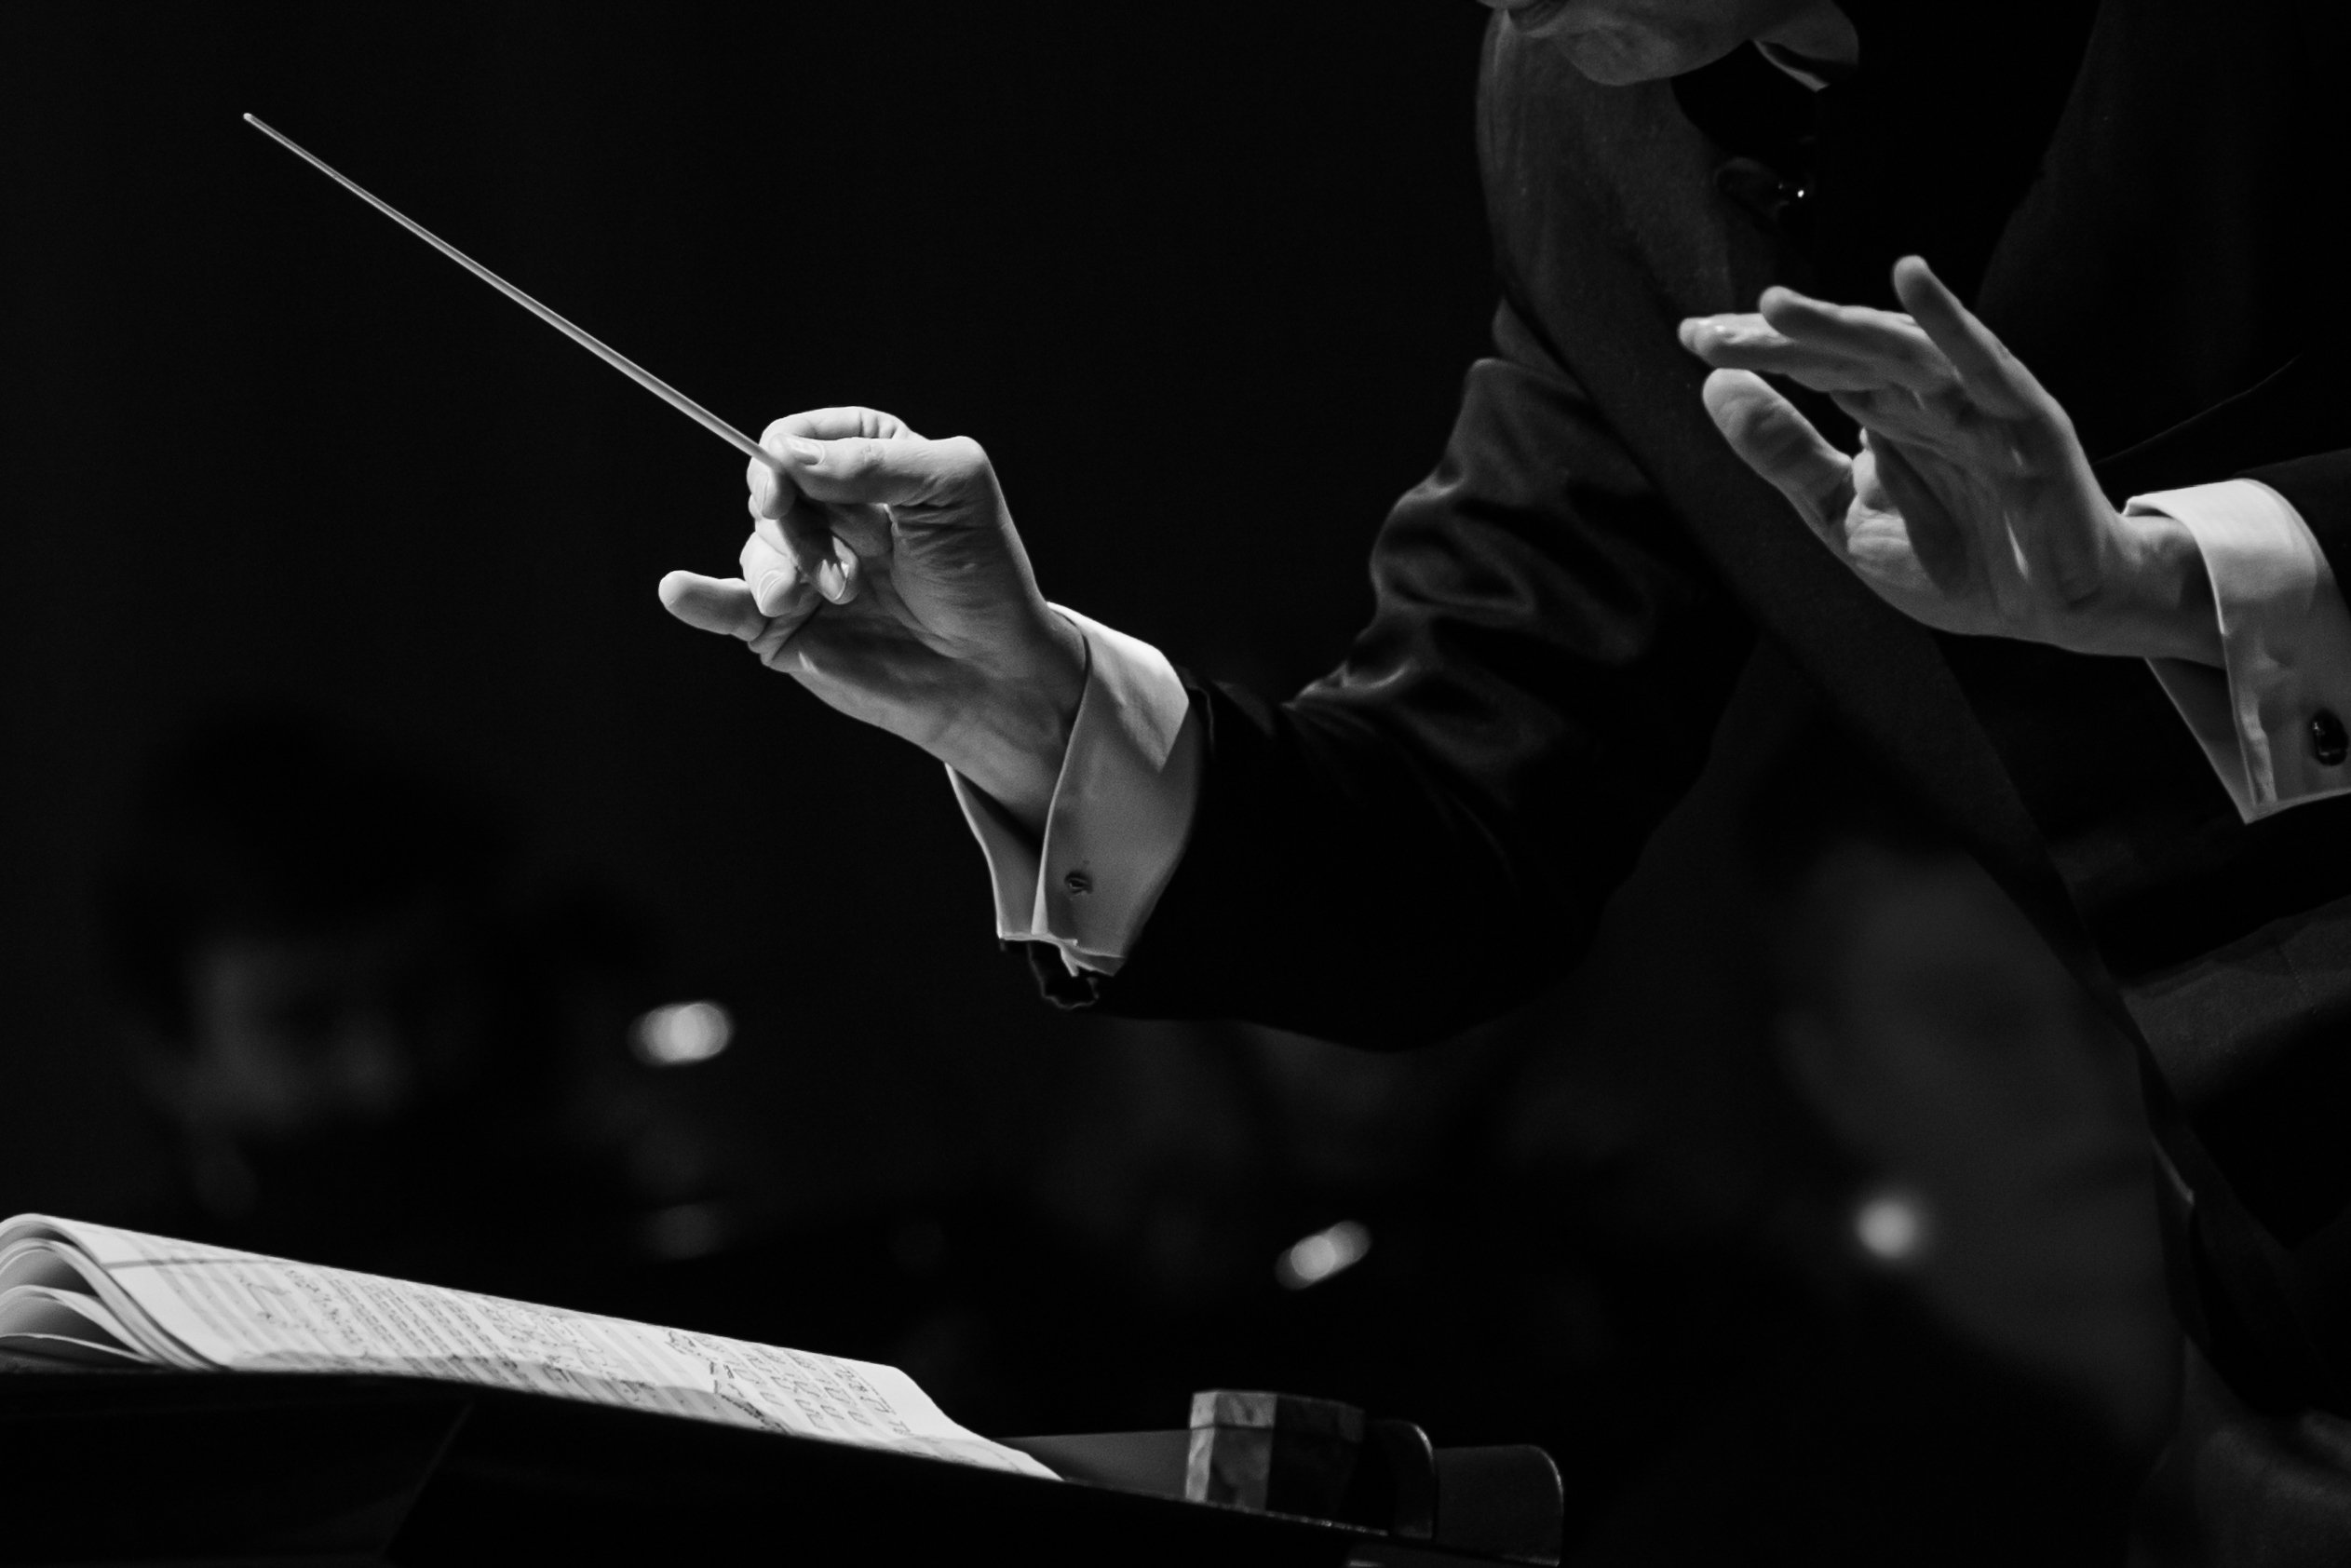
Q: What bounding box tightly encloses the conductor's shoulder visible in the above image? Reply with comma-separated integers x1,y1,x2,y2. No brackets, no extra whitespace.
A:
1475,17,1623,216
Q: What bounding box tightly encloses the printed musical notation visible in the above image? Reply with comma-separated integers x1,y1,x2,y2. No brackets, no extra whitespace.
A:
7,1216,1047,1476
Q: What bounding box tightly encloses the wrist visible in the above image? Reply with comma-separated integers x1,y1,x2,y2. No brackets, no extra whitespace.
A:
935,608,1088,835
2124,511,2223,668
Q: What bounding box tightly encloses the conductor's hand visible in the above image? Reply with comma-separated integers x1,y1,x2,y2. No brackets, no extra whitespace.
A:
1678,256,2221,667
657,406,1086,832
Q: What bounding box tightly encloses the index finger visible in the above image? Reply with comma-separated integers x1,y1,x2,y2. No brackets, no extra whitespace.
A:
746,407,925,517
763,406,923,444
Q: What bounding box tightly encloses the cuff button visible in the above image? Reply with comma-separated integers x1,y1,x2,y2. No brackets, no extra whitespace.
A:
2312,709,2348,766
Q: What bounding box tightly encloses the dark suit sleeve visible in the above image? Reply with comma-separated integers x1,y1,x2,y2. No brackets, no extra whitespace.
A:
2090,345,2351,599
2249,453,2351,578
1030,298,1754,1048
2240,5,2351,586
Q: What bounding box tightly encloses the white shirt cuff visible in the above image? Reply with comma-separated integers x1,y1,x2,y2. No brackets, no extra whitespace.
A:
2137,480,2351,821
948,607,1201,975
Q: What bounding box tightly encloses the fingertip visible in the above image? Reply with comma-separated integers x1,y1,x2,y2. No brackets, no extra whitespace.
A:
1699,366,1771,414
763,430,827,473
657,570,765,639
1681,316,1762,365
747,461,796,521
656,569,700,611
1699,369,1843,487
1890,255,1952,309
827,541,863,606
1701,372,1782,451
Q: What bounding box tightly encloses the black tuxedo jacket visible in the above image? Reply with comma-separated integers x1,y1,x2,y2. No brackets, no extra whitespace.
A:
1057,0,2351,1449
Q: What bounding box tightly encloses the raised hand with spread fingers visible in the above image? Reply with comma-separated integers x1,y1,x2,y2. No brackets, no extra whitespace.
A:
1679,256,2221,668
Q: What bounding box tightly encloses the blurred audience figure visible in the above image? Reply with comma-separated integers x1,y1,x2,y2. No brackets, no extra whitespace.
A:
101,713,691,1297
1580,723,2177,1567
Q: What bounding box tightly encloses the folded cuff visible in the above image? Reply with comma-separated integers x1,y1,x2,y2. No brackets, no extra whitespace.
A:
950,607,1201,974
2137,480,2351,821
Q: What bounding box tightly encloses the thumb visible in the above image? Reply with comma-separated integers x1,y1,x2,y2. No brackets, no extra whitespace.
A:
657,571,768,641
1701,369,1853,531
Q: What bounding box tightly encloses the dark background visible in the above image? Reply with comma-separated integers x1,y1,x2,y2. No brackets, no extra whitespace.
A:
0,0,1806,1489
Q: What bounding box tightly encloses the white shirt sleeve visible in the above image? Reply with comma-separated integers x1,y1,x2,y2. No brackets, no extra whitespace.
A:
2138,480,2351,821
948,607,1201,975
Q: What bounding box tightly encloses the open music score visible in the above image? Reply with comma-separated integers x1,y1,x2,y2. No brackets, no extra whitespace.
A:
0,1213,1047,1476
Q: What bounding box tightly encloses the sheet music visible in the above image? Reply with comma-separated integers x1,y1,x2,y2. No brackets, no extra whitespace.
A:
7,1217,1049,1477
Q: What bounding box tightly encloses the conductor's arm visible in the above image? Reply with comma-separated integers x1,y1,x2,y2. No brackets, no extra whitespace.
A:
663,301,1757,1048
1682,257,2351,821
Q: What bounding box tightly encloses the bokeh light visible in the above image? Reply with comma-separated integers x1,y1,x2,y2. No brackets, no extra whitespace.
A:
1275,1220,1372,1290
630,1000,734,1067
1854,1189,1928,1264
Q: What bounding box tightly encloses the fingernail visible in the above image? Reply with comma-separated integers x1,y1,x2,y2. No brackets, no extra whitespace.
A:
748,470,791,520
817,560,846,602
787,437,823,464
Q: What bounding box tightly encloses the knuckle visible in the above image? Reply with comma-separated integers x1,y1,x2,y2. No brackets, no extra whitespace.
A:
831,438,883,480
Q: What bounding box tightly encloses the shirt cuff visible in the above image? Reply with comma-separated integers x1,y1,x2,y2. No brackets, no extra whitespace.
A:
948,607,1201,975
2136,480,2351,821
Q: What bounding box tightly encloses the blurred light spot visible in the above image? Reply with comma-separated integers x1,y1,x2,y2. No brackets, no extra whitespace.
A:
1276,1220,1371,1291
642,1200,729,1260
1855,1190,1928,1264
631,1000,734,1066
